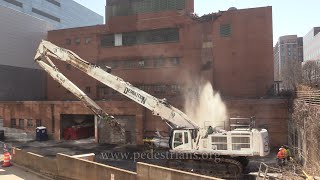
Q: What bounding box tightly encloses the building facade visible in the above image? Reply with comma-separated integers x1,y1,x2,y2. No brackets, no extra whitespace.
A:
0,1,288,147
0,5,52,100
273,35,303,89
0,0,103,100
0,0,103,29
303,27,320,62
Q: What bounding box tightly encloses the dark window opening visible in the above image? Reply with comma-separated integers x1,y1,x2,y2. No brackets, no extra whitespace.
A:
154,57,165,67
11,118,16,127
123,60,136,69
36,119,42,127
27,119,33,127
32,8,60,22
46,0,60,7
101,34,114,47
74,38,81,45
3,0,23,8
220,24,231,37
19,119,24,128
66,64,71,70
171,57,180,65
66,39,71,45
85,37,92,44
86,87,91,93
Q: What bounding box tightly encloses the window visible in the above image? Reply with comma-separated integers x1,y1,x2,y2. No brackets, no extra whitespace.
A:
212,136,228,150
11,118,16,127
138,60,146,68
171,57,180,66
184,132,189,144
19,119,24,128
171,84,181,93
32,8,60,22
123,60,136,69
66,39,71,45
66,64,71,70
27,119,33,127
154,85,166,94
122,28,179,46
3,0,23,8
85,37,92,44
220,24,231,37
154,57,164,67
138,59,151,68
46,0,60,7
101,34,114,47
173,132,183,148
74,38,81,45
122,32,137,46
36,119,42,127
232,137,250,150
85,87,91,93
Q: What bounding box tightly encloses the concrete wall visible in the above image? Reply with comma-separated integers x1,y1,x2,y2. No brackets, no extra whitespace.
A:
11,148,221,180
137,162,221,180
57,153,136,180
11,148,58,177
0,65,46,101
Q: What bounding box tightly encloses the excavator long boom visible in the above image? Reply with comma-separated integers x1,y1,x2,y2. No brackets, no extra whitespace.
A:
35,40,199,130
35,54,123,131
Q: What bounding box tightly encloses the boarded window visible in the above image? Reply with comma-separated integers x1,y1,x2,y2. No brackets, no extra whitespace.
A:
220,24,231,37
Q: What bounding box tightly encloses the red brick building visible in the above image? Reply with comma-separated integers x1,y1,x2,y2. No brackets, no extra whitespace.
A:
0,1,286,146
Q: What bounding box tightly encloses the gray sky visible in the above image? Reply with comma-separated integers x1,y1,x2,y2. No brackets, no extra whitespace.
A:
73,0,320,45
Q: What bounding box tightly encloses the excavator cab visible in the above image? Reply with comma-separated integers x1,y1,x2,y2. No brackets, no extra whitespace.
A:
170,129,193,150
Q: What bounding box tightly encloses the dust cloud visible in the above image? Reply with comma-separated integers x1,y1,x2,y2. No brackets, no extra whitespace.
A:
184,82,227,130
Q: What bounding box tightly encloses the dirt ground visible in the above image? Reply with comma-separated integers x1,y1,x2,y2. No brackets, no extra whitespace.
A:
3,139,281,179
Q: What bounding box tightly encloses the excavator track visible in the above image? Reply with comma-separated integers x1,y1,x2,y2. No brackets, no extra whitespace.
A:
165,156,243,179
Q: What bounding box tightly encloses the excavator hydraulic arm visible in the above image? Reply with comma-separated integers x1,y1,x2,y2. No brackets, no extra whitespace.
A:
35,40,199,130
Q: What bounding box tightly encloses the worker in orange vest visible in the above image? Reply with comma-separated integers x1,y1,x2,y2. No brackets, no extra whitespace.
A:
277,146,287,166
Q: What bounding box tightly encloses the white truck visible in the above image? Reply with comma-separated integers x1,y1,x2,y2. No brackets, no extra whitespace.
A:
35,40,270,177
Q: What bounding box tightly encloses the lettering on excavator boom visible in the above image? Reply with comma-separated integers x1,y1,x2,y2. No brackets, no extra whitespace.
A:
123,87,147,104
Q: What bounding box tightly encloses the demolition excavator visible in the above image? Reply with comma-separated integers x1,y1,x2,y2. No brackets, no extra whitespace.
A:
34,40,270,178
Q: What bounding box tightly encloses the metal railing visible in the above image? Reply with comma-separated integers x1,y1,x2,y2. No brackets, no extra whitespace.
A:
296,90,320,106
257,162,282,179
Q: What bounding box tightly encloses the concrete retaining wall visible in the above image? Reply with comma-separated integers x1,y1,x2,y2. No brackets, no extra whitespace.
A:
57,153,136,180
11,148,222,180
11,148,58,177
137,162,221,180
